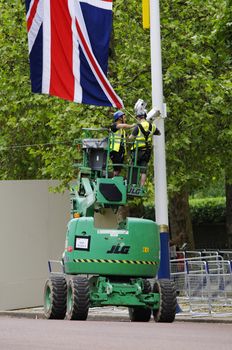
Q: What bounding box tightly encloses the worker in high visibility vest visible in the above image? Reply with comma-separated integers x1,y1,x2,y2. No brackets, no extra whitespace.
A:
129,106,161,186
110,110,135,176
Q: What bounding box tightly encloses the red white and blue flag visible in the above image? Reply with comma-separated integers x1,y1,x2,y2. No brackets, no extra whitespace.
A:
25,0,123,108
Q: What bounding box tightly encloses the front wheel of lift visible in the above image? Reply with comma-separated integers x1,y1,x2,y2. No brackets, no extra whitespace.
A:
66,276,90,320
44,275,67,319
153,279,177,323
128,279,152,322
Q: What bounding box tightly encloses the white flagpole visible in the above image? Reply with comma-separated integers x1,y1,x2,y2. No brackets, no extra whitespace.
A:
150,0,170,278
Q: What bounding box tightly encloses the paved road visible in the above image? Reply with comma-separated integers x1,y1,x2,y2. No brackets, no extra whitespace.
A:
0,317,231,350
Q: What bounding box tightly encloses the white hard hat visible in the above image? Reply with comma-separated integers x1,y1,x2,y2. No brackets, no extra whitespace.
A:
134,99,147,117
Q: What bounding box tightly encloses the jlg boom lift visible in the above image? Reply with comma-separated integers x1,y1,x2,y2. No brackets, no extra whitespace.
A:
44,128,176,322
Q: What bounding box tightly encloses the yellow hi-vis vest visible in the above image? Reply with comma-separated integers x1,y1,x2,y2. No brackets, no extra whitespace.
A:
110,128,126,152
131,121,156,150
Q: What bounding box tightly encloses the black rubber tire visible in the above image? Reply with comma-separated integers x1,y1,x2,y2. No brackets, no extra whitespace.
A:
66,276,90,320
129,307,152,322
44,275,67,319
153,279,177,323
128,279,152,322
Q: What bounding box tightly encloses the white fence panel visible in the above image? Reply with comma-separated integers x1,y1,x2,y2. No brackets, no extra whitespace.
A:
0,180,69,310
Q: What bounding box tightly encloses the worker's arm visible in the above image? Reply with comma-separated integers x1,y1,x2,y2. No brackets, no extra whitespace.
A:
116,123,136,129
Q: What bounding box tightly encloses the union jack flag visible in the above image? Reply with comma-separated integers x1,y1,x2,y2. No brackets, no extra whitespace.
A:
25,0,123,108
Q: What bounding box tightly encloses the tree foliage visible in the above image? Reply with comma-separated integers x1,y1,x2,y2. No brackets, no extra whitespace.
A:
0,0,230,198
189,197,226,224
0,0,114,183
160,0,228,194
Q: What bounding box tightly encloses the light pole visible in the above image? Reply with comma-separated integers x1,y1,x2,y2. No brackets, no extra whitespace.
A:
150,0,170,278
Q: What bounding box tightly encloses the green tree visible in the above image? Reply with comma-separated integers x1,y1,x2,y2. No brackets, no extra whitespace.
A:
212,0,232,246
0,1,113,182
0,0,230,250
0,0,51,179
159,0,227,247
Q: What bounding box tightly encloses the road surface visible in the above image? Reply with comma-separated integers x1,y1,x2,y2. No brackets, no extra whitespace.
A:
0,316,231,350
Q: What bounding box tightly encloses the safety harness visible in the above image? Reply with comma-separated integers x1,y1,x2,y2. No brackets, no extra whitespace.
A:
137,122,152,149
137,123,152,147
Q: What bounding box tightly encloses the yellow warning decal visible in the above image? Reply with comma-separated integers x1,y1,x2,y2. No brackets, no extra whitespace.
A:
73,259,157,265
143,247,150,253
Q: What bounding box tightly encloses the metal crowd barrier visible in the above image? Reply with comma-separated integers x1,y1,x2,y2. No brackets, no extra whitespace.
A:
170,252,232,316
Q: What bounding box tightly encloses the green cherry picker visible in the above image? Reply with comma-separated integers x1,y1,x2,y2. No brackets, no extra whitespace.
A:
44,128,176,322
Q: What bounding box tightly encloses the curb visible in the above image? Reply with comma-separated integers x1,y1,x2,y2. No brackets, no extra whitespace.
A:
175,316,232,324
0,310,129,322
0,311,45,320
1,309,232,323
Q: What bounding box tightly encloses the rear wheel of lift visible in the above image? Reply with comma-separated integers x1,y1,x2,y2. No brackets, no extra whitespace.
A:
66,276,90,320
128,279,152,322
153,279,177,323
44,275,67,319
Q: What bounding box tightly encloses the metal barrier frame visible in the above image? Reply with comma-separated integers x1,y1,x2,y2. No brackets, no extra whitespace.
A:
171,252,232,317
